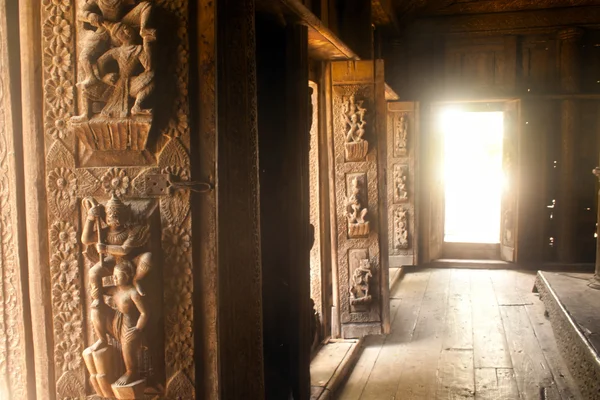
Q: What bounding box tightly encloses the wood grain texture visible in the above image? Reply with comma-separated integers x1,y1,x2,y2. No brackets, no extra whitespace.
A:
217,0,265,397
337,269,580,400
471,270,513,369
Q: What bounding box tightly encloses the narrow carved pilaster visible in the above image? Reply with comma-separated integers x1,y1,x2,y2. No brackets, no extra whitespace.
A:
0,0,33,398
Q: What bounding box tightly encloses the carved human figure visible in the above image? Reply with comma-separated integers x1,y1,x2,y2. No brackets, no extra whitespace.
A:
74,0,155,121
396,173,408,201
395,210,408,249
347,178,367,225
81,194,153,394
82,194,152,309
395,113,408,151
343,95,367,143
91,261,149,386
350,259,372,302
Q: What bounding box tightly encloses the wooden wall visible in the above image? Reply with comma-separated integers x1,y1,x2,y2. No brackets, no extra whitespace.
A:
384,27,600,264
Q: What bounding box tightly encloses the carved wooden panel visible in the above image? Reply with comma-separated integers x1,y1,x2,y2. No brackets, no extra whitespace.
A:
40,1,194,398
386,102,418,267
0,1,31,398
330,60,388,338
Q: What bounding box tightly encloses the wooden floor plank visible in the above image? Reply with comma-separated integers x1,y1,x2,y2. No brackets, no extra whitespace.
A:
490,269,533,306
392,269,452,400
356,273,432,400
475,368,519,400
499,304,560,400
471,269,513,369
436,269,475,399
335,335,385,400
390,268,431,299
337,269,581,400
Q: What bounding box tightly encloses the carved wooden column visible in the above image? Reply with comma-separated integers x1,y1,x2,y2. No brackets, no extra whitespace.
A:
329,60,390,338
1,1,35,399
217,0,265,399
557,27,584,264
21,0,199,398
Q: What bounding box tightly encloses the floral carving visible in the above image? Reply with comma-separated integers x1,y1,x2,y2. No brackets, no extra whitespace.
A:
167,314,192,345
162,165,190,182
101,168,130,196
166,341,193,373
50,221,77,253
52,281,81,313
43,45,71,77
47,167,77,201
163,226,191,263
42,0,70,15
42,16,72,45
54,340,82,373
45,77,73,109
50,251,78,284
45,107,70,139
54,312,83,343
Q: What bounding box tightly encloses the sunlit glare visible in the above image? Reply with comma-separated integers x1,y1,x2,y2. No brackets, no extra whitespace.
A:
442,110,504,244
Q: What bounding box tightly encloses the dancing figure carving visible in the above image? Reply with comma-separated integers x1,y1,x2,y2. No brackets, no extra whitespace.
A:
70,0,157,151
81,194,153,399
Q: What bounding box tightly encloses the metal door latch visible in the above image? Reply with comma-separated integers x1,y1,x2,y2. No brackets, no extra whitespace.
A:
139,174,213,196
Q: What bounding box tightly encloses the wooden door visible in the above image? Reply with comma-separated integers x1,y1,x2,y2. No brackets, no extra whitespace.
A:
328,60,390,337
422,103,445,263
386,102,419,267
500,99,521,262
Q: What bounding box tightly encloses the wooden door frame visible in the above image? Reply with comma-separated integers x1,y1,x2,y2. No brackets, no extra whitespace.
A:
420,97,520,264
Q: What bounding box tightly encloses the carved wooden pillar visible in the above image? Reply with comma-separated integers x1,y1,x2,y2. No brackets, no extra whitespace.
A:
20,0,199,398
557,27,584,263
328,60,390,338
1,1,35,399
216,0,265,399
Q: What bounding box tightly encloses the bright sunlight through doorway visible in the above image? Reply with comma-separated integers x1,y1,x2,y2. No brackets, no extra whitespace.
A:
442,110,504,244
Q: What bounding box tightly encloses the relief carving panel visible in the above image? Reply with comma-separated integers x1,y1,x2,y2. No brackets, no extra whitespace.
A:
342,94,368,162
392,164,408,203
348,249,373,313
393,207,409,251
346,173,370,238
332,81,382,332
40,0,194,398
386,104,416,261
393,112,408,157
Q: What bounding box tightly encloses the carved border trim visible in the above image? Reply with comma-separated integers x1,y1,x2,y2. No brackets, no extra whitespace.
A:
0,1,28,396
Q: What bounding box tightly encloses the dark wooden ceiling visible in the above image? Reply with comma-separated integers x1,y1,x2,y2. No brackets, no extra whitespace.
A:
394,0,600,17
374,0,600,34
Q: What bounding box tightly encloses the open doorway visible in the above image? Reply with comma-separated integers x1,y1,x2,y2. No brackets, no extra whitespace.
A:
440,108,505,259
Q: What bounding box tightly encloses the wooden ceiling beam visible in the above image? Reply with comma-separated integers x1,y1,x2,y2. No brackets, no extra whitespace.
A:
410,5,600,36
433,0,600,16
256,0,359,60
